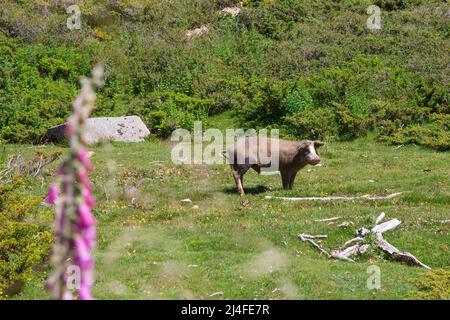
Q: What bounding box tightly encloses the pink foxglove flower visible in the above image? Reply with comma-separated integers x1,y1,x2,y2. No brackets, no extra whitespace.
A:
83,227,97,249
78,203,96,229
46,65,103,301
78,285,94,300
78,149,93,172
45,184,58,205
62,291,73,300
78,168,91,189
64,121,74,136
82,186,96,208
75,237,93,269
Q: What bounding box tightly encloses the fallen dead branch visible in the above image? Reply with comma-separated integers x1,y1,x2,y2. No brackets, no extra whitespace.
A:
375,233,431,270
371,218,401,233
266,192,404,201
0,150,61,182
315,217,340,222
343,237,365,247
298,234,330,257
375,212,385,225
331,244,370,262
298,214,431,269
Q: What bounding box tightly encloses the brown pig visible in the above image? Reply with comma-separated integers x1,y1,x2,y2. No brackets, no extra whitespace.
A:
224,137,324,196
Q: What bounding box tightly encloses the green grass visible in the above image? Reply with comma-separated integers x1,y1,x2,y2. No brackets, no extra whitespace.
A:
6,136,449,300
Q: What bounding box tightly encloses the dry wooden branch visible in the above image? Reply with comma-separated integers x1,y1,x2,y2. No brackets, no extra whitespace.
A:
298,234,328,239
298,234,330,257
371,219,401,233
330,244,370,262
298,214,432,270
0,150,60,182
374,212,385,225
266,192,404,201
375,233,431,270
315,217,340,222
330,252,355,262
343,237,364,247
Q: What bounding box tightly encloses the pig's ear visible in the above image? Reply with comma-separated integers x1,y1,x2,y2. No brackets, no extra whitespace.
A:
314,141,325,148
297,141,310,151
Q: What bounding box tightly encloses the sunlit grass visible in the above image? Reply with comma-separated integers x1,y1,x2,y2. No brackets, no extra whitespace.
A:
7,135,449,300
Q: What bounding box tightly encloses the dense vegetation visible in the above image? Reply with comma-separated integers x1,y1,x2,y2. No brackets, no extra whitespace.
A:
0,177,52,298
0,0,448,147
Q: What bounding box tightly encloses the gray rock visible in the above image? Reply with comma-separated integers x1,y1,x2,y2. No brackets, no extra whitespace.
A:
47,116,150,144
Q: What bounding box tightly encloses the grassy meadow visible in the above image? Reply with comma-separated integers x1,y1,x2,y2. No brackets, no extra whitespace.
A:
8,129,449,300
0,0,449,300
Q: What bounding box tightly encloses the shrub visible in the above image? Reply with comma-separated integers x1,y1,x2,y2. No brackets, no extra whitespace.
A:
410,269,450,300
237,78,290,128
0,37,90,143
284,88,314,115
284,108,338,140
375,0,423,11
383,114,450,151
132,92,212,138
193,76,247,115
0,178,52,298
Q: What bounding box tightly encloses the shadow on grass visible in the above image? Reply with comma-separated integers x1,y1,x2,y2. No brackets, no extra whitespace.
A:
223,185,270,195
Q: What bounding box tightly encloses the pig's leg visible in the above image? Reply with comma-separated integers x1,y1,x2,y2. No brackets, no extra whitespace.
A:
281,171,292,190
288,172,298,190
231,165,250,196
232,170,244,195
251,165,261,174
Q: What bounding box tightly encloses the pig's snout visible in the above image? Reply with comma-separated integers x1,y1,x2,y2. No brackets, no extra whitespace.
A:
306,144,321,165
309,157,321,165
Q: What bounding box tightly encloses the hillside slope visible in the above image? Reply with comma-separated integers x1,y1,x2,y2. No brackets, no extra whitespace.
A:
0,0,448,148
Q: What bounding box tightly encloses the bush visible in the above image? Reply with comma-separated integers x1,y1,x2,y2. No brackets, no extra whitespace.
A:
284,108,338,140
374,0,423,11
284,88,314,115
132,92,212,138
237,78,290,128
0,178,52,298
383,114,450,151
410,269,450,300
0,36,90,143
193,76,247,115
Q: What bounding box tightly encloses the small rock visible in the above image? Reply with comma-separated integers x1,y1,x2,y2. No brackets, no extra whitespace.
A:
185,25,209,40
221,6,241,17
192,205,199,210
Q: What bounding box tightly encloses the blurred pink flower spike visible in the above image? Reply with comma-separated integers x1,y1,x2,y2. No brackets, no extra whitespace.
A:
78,203,96,229
46,65,103,301
78,149,93,172
82,186,96,208
45,184,59,205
